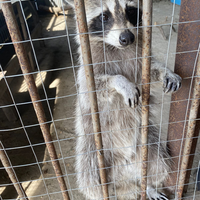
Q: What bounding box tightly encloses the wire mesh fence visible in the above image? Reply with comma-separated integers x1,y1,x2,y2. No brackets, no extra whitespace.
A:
0,0,200,200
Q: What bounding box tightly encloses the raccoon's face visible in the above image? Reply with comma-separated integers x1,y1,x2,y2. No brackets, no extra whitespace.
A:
86,0,142,49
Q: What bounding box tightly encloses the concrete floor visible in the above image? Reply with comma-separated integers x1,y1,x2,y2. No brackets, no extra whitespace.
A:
0,1,200,200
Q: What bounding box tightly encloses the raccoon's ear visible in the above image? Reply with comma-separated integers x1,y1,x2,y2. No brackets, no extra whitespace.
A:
64,0,75,8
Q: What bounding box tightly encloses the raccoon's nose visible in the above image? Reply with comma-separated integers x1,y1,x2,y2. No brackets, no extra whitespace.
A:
119,31,135,46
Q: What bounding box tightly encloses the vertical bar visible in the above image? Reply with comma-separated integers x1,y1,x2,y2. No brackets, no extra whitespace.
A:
17,2,27,40
73,0,109,199
0,141,28,199
16,2,35,70
141,0,153,200
1,2,70,200
166,0,200,193
177,52,200,199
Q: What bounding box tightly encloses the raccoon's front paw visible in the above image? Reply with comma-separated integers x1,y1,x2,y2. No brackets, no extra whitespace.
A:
163,72,182,93
121,84,141,108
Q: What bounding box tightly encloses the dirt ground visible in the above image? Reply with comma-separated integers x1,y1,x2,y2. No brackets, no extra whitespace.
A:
0,1,200,200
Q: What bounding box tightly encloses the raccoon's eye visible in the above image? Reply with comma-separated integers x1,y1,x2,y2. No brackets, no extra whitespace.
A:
99,14,109,22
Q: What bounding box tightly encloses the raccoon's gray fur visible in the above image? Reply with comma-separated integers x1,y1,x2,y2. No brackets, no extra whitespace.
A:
66,0,182,199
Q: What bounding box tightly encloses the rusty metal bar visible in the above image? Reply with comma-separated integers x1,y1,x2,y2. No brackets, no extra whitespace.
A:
141,0,153,199
16,2,35,70
16,2,27,40
1,2,70,200
73,0,109,199
0,141,28,199
177,52,200,199
166,0,200,195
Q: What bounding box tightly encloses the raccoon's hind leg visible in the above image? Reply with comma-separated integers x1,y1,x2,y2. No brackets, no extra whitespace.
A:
146,156,170,200
147,186,168,200
75,134,103,199
144,126,171,200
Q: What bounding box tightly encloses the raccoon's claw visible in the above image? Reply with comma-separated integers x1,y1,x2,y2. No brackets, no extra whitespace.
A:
160,193,168,199
147,187,168,200
149,192,168,200
126,87,140,108
158,193,168,200
163,73,182,93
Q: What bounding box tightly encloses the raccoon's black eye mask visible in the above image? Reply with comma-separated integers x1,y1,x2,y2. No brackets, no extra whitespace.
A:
88,9,114,36
126,6,142,26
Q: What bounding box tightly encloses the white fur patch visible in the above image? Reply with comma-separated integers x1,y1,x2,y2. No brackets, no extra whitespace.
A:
86,7,102,23
106,0,117,13
126,0,138,7
104,24,122,47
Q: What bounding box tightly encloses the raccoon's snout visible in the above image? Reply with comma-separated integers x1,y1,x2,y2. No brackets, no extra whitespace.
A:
119,31,135,46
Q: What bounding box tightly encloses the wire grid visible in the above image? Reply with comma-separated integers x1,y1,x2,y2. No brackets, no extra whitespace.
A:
0,0,200,200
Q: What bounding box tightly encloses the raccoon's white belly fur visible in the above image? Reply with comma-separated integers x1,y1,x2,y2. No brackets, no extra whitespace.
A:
75,43,173,200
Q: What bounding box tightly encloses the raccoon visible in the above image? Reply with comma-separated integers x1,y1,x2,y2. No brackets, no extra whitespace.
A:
66,0,181,199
